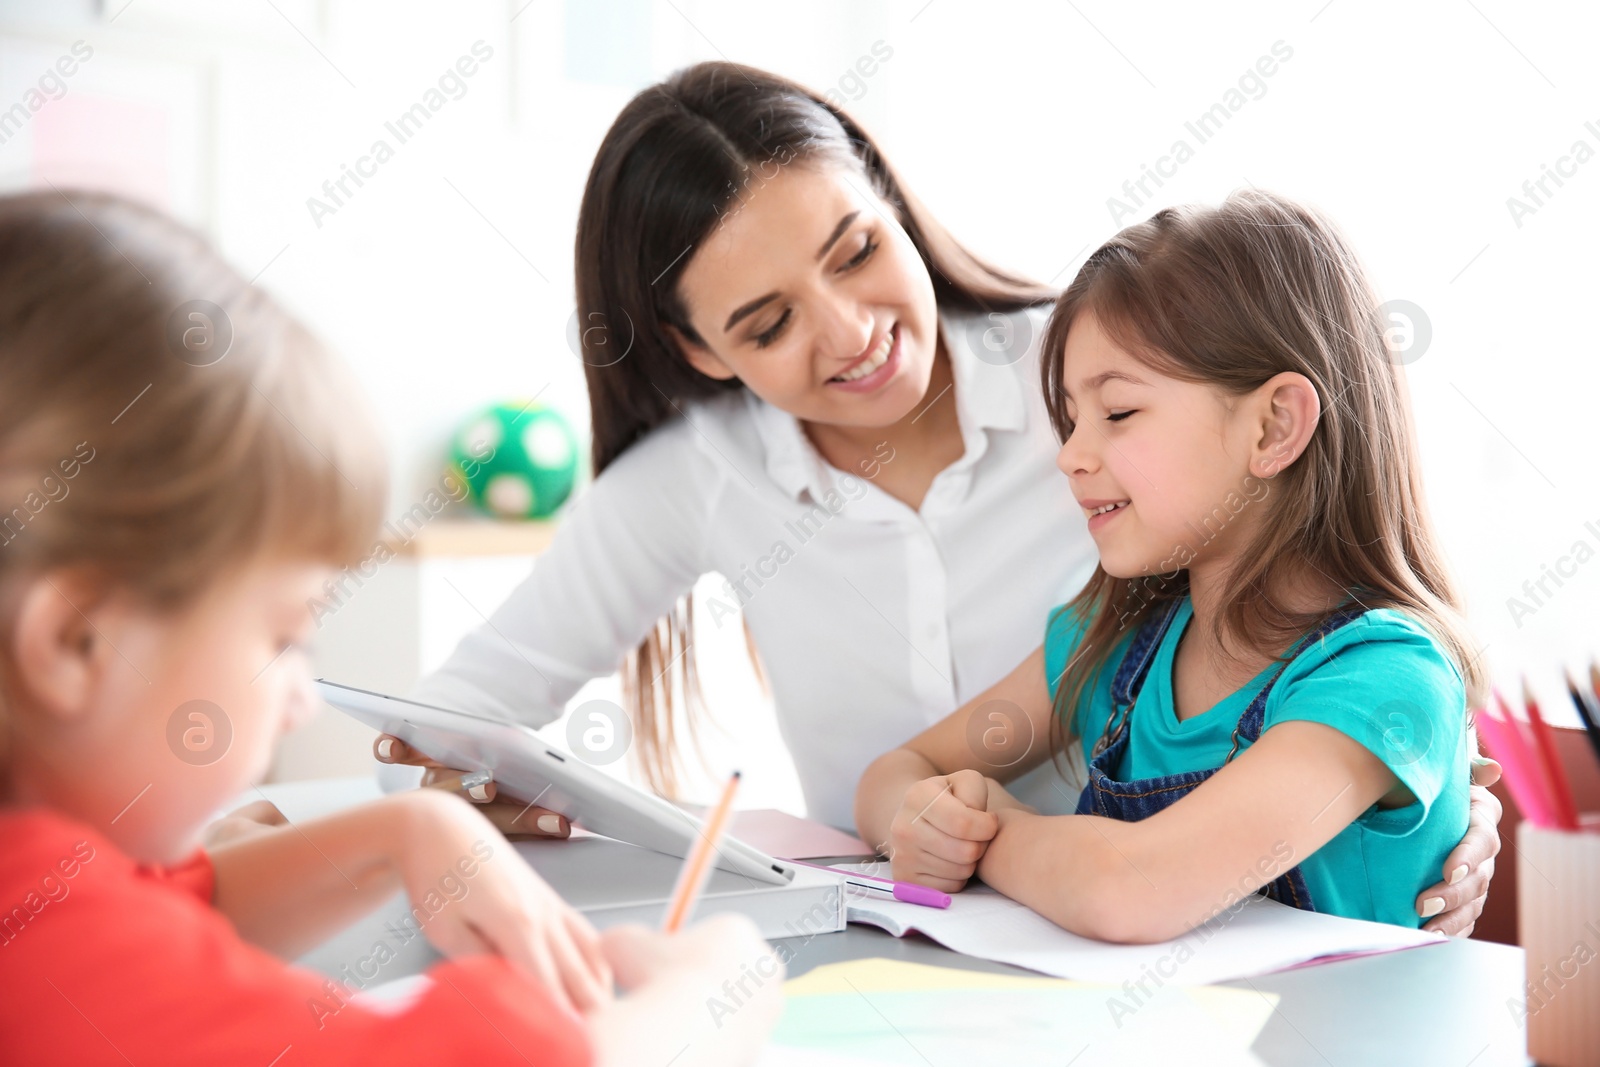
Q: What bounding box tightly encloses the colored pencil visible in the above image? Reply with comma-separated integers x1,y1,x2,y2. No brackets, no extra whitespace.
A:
1478,691,1556,828
662,770,741,933
1522,677,1579,830
1568,666,1600,766
1492,688,1554,816
1580,662,1600,764
1565,670,1591,718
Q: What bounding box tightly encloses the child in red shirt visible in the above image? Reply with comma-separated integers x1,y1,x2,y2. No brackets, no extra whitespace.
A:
0,191,783,1067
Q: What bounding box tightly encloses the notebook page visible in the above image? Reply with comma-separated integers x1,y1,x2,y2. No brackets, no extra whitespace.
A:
836,867,1442,985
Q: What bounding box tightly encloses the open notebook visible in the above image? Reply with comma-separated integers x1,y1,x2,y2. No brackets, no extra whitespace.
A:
837,863,1444,985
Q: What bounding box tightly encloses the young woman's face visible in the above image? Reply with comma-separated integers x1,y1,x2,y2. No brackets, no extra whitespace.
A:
671,160,940,429
1055,311,1272,580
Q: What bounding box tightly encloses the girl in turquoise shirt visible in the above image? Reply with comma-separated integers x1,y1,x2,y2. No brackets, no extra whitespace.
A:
856,190,1484,941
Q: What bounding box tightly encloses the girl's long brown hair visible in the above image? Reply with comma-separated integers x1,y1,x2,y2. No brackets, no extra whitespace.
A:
1040,191,1484,760
0,191,387,794
575,62,1053,796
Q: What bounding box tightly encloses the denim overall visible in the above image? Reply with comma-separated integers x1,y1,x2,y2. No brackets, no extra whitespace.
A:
1075,597,1367,911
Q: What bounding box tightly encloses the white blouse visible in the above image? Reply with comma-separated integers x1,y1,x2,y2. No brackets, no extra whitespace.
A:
402,306,1097,830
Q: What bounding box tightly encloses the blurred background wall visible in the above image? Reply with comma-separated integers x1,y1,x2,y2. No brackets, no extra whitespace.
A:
1,0,1595,811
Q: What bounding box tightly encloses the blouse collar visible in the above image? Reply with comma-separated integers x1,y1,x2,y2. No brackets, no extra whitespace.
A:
748,306,1035,504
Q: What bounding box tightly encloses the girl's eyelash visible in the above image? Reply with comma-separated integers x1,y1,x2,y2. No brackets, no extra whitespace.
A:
1106,410,1135,422
751,232,877,349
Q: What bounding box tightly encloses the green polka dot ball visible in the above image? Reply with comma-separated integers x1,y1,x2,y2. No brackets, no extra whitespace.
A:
449,402,580,519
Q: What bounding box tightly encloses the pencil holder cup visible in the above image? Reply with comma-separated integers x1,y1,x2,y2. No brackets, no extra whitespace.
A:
1517,817,1600,1067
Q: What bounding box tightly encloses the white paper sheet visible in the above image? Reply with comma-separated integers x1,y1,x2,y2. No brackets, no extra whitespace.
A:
839,870,1444,986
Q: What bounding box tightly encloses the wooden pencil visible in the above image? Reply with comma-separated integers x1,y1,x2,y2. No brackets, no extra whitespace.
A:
662,770,742,933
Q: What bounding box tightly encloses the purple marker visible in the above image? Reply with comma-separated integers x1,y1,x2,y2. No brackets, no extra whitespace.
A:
791,860,953,909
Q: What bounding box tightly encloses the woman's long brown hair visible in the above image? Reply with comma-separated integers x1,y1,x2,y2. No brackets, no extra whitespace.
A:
1040,191,1484,762
575,61,1054,796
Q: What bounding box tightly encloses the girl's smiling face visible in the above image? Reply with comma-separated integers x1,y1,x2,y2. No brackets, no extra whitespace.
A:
668,160,940,430
1055,310,1307,581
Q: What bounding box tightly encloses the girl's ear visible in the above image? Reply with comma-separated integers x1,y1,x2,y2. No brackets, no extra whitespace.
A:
663,323,738,382
1251,371,1321,478
10,572,107,725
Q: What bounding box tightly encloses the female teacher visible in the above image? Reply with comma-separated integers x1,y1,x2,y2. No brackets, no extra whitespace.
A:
377,61,1500,935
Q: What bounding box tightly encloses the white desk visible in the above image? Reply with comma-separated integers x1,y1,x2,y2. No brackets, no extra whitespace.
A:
259,779,1531,1066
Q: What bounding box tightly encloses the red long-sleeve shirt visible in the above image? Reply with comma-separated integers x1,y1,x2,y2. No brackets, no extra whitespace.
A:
0,807,593,1066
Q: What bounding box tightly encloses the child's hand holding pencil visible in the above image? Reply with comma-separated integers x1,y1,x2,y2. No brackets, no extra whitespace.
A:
590,915,784,1067
579,771,786,1066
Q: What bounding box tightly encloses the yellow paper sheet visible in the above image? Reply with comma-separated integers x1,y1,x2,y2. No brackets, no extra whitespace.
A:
785,956,1079,995
783,957,1278,1050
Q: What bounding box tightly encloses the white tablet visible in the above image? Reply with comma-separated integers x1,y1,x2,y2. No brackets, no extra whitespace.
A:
317,679,794,886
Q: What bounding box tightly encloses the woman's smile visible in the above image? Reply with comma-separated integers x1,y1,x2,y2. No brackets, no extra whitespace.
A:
826,323,902,392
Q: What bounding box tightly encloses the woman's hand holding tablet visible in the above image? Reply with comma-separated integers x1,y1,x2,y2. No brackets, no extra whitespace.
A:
375,733,575,840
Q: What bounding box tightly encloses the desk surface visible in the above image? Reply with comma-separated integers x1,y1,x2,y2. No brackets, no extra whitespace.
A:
262,779,1530,1067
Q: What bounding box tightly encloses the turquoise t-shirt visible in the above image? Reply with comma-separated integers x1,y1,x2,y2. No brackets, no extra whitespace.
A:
1043,597,1469,928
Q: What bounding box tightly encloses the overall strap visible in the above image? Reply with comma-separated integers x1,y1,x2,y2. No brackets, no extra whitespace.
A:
1224,604,1369,763
1093,598,1184,757
1111,599,1184,706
